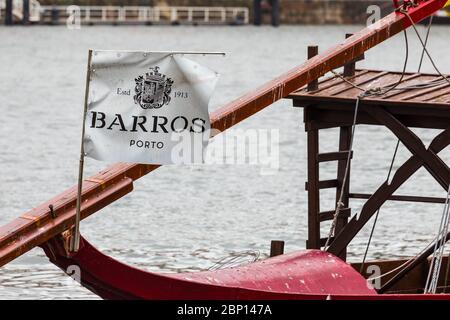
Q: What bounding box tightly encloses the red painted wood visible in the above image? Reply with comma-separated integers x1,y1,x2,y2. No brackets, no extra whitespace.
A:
41,236,450,300
41,236,376,300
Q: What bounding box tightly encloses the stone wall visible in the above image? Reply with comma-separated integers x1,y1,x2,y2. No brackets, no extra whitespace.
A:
278,0,392,24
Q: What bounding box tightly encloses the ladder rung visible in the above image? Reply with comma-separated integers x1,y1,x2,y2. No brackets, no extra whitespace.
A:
319,208,351,222
317,151,353,163
305,179,339,191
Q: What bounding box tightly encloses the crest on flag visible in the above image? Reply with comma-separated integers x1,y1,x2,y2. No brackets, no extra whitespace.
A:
85,51,220,165
134,66,174,109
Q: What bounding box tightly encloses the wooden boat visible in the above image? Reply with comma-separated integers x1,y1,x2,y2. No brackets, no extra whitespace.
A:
1,0,450,300
39,236,450,300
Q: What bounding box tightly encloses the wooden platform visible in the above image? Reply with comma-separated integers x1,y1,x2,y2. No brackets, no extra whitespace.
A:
289,69,450,129
287,69,450,289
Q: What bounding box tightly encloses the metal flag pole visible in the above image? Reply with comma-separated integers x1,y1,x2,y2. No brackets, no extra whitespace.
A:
70,49,93,253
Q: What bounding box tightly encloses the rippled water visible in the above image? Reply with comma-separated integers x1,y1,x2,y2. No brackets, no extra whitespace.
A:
0,24,449,299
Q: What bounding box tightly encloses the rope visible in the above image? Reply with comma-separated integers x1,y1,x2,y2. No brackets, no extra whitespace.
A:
424,184,450,294
418,16,434,72
401,9,450,86
323,9,450,292
323,95,361,250
324,12,450,271
395,8,450,295
360,10,436,273
208,250,260,271
323,30,410,251
369,234,448,281
360,140,400,273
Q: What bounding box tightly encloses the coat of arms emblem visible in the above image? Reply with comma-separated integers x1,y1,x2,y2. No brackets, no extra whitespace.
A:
134,67,174,109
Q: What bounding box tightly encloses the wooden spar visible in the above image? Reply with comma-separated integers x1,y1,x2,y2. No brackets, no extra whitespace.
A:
0,0,447,268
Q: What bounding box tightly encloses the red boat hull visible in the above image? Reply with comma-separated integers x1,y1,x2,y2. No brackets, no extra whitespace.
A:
41,235,378,300
40,236,450,300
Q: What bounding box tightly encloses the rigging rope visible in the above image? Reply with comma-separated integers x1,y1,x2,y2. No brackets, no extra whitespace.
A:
401,9,450,86
360,10,436,272
208,250,260,271
360,140,400,273
369,232,449,281
418,16,434,72
322,11,450,292
323,95,361,250
358,10,450,293
323,30,410,251
424,185,450,294
397,8,450,294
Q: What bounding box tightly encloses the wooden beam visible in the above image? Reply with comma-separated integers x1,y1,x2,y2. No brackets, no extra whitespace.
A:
305,179,339,190
328,128,450,257
350,193,447,204
306,128,320,249
363,105,450,190
317,151,352,163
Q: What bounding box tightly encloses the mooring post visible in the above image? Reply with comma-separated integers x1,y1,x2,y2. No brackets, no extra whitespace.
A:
5,0,13,25
307,46,319,91
51,6,59,25
270,240,285,257
343,34,365,77
271,0,280,27
23,0,30,25
253,0,262,26
343,34,356,77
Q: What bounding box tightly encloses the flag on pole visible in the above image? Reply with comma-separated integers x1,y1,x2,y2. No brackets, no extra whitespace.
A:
84,51,219,165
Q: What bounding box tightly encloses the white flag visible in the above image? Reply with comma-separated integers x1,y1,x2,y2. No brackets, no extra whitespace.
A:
84,51,219,164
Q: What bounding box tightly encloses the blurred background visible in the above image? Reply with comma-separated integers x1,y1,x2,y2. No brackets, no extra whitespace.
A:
1,0,449,26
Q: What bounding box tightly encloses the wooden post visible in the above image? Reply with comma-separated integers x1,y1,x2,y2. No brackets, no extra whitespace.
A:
343,33,365,77
5,0,13,25
343,34,356,77
305,45,321,250
334,126,352,261
306,124,320,249
270,240,285,257
253,0,262,26
51,6,59,25
307,46,319,92
271,0,280,27
23,0,30,25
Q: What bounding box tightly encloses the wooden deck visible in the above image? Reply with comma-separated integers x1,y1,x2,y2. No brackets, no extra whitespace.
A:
289,68,450,293
290,69,450,129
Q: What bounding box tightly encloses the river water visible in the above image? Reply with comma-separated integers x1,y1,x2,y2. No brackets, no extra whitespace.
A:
0,25,449,299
